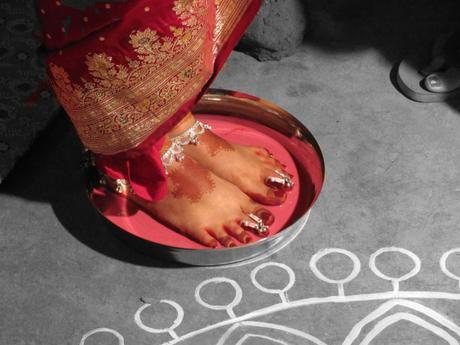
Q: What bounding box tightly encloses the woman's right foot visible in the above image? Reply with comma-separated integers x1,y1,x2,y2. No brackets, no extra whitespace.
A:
105,156,275,248
167,112,293,206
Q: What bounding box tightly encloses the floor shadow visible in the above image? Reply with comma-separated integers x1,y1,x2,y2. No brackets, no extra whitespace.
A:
0,113,186,268
303,0,460,111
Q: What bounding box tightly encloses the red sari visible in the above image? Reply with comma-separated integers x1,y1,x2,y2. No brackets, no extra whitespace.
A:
37,0,261,200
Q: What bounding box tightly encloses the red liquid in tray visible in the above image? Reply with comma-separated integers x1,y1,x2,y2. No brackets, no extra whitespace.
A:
90,114,309,250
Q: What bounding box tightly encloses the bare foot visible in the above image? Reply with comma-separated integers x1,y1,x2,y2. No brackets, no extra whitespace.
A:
104,156,275,248
170,113,293,206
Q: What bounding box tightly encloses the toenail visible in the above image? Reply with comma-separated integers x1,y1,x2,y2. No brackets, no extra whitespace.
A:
221,236,236,248
274,189,286,197
224,238,236,247
237,232,250,243
242,235,252,243
259,230,269,238
269,189,287,201
255,208,275,226
265,176,286,189
428,76,439,86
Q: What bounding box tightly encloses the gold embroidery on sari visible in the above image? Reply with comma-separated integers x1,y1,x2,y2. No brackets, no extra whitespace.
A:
49,0,253,154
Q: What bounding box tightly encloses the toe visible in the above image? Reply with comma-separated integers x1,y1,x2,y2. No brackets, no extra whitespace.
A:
262,156,286,170
225,222,252,244
265,188,288,205
425,68,460,93
208,227,238,248
251,146,272,158
242,202,275,226
239,214,270,238
263,168,294,191
253,207,275,226
190,229,219,248
424,73,445,92
247,187,287,206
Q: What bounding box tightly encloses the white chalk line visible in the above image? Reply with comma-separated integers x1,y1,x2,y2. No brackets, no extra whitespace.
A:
215,320,327,345
134,300,184,339
360,313,458,345
343,299,460,345
369,247,421,293
309,248,361,297
440,249,460,289
162,291,460,345
250,262,295,304
81,247,460,344
216,323,241,345
195,277,242,319
240,321,327,345
235,334,290,345
80,328,124,345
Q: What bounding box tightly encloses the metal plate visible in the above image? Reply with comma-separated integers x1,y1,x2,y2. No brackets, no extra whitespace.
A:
85,89,325,266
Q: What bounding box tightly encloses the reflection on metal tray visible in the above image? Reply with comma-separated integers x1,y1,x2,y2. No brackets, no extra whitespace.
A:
84,89,325,266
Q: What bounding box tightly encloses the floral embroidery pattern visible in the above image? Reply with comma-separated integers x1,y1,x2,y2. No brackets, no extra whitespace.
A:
49,0,252,154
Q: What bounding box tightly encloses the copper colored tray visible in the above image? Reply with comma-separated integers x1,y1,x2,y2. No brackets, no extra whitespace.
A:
85,89,325,266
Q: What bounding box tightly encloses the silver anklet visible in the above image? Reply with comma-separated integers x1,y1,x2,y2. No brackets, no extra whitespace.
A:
161,120,211,172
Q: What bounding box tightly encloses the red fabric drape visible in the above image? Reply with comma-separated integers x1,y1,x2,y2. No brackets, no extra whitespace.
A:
37,0,261,201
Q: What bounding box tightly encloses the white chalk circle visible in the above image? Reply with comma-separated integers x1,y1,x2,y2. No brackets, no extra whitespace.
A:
440,248,460,283
369,247,421,283
134,300,184,334
80,328,124,345
251,262,296,295
309,248,361,285
195,277,242,316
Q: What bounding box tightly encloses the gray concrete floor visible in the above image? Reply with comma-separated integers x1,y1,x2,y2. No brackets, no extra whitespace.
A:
2,2,460,344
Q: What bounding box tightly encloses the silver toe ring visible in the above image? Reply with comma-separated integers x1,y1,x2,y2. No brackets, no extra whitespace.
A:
267,169,293,189
241,213,269,235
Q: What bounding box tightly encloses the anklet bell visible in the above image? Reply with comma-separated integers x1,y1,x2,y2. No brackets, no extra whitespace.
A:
161,120,211,172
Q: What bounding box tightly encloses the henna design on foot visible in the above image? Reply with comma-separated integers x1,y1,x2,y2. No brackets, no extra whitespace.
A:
200,132,235,157
168,158,215,203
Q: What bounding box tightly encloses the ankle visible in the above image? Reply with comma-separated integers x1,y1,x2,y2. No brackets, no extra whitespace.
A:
168,112,196,137
160,136,172,155
161,118,211,172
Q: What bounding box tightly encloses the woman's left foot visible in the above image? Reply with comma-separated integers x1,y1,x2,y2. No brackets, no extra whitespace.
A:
168,113,293,206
